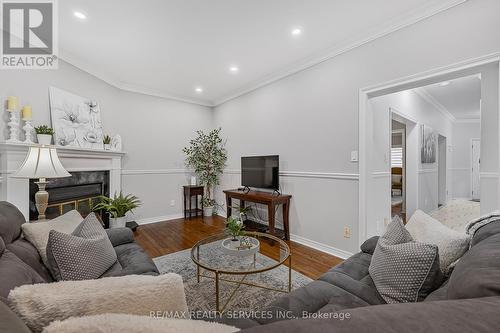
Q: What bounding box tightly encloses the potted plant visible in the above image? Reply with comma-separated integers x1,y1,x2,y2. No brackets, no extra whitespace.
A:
93,192,141,228
103,135,112,150
183,128,228,216
35,125,54,145
225,216,245,241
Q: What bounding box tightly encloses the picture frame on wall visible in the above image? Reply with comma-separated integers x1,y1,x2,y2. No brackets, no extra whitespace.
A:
49,87,104,149
421,124,436,163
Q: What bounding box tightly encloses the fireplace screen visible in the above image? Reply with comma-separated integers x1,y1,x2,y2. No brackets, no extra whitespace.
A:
29,171,110,226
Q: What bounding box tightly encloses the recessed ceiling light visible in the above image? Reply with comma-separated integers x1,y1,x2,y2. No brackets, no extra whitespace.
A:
73,11,87,20
439,81,451,87
229,66,239,73
195,87,203,93
291,28,302,36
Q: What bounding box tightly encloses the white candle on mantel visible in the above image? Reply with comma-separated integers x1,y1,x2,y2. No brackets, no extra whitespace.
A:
22,106,32,120
7,96,18,111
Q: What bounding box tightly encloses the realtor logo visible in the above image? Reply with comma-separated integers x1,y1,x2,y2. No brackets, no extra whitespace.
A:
1,0,58,69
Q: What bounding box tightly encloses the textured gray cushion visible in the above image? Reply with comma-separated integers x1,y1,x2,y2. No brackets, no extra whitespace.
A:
0,250,45,298
0,300,31,333
6,238,53,282
406,210,470,273
369,216,443,303
447,233,500,300
47,213,117,281
105,227,135,247
0,201,26,244
239,297,500,333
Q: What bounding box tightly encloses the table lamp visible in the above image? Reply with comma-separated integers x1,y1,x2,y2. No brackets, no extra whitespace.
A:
12,146,71,220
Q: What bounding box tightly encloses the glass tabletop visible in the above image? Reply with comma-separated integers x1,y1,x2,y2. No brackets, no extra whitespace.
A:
190,231,290,274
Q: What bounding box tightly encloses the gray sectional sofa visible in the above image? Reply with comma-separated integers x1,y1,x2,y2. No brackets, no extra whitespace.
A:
2,198,500,332
0,201,158,302
227,218,500,332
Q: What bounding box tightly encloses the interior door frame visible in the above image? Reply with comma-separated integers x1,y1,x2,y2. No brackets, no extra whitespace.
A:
358,53,500,246
471,138,481,200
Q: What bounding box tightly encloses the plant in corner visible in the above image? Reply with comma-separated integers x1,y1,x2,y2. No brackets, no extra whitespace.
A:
103,135,112,150
182,128,228,217
93,192,141,228
34,125,54,145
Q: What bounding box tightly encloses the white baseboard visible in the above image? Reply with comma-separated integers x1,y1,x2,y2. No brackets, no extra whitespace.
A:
290,234,353,260
135,213,184,225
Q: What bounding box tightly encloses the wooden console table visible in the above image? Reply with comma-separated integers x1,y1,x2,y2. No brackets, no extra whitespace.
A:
223,189,292,240
183,185,204,219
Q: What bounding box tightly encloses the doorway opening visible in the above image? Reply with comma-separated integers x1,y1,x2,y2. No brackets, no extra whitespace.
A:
391,118,406,221
358,55,497,244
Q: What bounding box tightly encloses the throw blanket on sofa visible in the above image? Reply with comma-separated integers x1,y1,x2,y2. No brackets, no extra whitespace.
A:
466,211,500,241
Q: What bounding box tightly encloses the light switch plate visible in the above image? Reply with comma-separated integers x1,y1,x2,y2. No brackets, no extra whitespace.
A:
350,150,358,162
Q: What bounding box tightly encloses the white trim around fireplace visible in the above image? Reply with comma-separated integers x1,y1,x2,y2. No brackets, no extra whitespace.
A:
0,142,126,220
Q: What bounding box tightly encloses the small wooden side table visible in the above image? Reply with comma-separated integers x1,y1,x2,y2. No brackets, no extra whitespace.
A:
183,185,204,219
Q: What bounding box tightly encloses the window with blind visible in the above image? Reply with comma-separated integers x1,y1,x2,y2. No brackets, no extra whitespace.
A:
391,147,403,167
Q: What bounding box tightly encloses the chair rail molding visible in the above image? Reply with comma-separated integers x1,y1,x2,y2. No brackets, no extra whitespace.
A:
223,169,359,181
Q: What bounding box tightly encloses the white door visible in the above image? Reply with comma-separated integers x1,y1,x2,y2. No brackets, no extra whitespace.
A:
471,139,481,200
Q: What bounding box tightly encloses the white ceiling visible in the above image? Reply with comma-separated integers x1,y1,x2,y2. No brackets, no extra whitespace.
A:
59,0,466,106
418,75,481,120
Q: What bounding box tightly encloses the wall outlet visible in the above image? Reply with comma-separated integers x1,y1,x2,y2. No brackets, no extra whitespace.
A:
384,218,390,227
343,226,351,238
170,200,175,206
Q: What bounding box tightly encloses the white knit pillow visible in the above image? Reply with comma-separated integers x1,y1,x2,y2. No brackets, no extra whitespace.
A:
43,314,238,333
21,210,84,266
8,274,188,333
406,210,470,273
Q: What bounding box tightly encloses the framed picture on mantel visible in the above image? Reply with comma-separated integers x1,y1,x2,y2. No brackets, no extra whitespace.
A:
49,86,104,149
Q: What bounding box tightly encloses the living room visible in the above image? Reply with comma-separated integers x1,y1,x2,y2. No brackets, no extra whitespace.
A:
1,0,500,332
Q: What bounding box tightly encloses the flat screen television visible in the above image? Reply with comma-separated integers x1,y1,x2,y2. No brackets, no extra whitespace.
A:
241,155,279,190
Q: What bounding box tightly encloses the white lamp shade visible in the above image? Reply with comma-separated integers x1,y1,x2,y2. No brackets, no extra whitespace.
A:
13,146,71,179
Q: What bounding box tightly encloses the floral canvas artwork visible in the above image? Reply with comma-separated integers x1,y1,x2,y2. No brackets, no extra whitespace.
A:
49,87,104,149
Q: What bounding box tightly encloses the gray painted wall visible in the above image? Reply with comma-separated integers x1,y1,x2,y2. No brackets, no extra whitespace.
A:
1,0,499,257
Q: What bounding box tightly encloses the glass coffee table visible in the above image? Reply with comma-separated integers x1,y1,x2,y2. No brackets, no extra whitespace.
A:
190,231,291,312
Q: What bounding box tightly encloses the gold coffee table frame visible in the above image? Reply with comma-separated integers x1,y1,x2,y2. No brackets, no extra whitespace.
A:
190,231,291,312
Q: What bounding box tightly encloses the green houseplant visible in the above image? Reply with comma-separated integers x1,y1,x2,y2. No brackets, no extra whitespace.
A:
183,128,227,216
225,216,245,241
93,192,141,228
35,125,54,145
103,135,112,150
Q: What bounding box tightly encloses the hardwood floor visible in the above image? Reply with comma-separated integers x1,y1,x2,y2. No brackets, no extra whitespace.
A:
134,215,343,280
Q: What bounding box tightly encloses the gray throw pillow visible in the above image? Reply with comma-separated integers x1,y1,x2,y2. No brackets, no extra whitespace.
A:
47,213,117,281
369,216,443,303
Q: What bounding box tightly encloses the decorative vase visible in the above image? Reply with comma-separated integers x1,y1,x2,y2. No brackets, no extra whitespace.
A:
110,216,127,228
203,206,214,217
104,144,111,150
37,134,52,145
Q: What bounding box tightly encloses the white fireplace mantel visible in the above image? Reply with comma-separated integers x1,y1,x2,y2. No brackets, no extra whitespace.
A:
0,142,126,220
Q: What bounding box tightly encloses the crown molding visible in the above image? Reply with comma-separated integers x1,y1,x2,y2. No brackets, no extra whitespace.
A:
414,88,457,122
212,0,468,106
58,0,467,108
59,50,215,107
